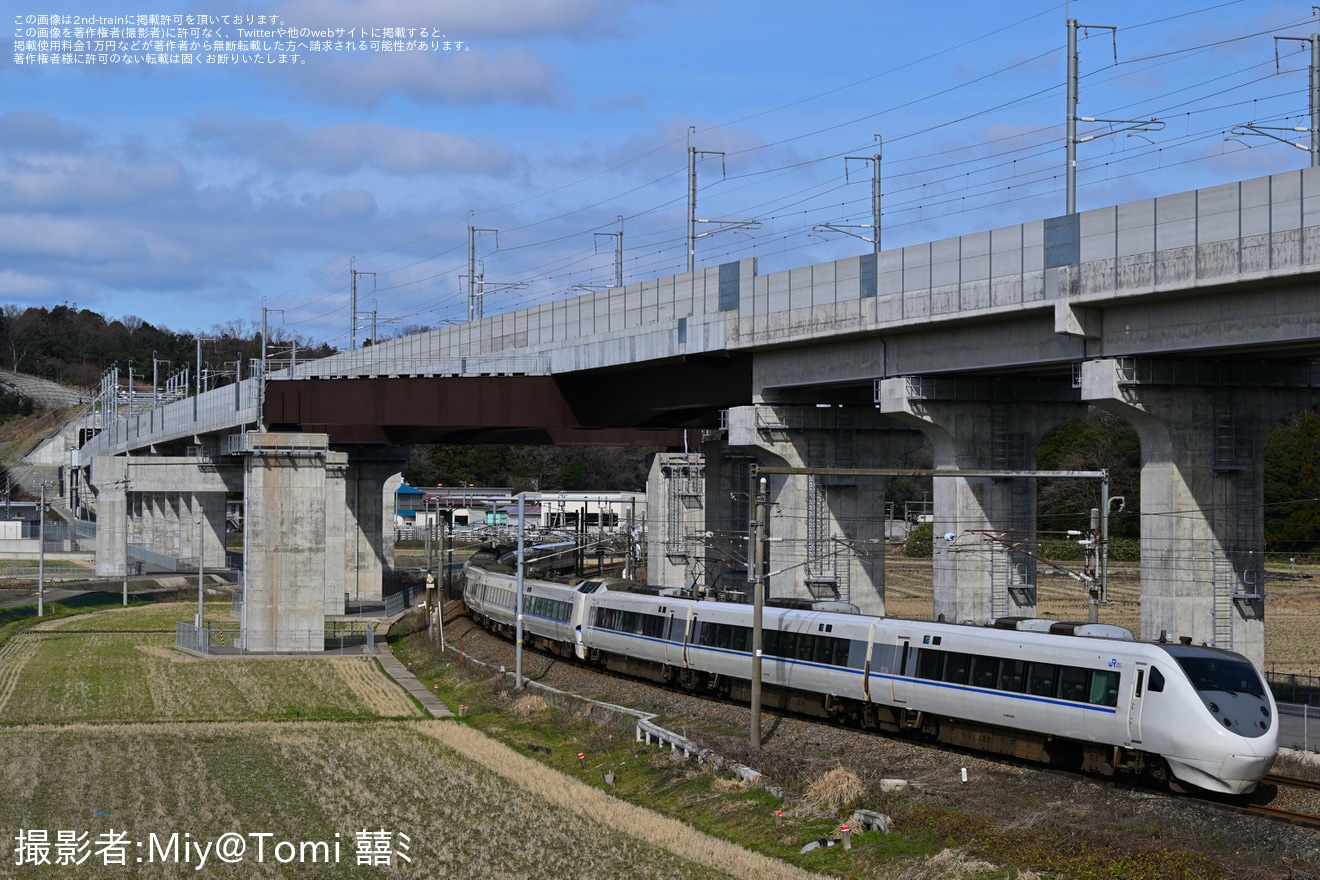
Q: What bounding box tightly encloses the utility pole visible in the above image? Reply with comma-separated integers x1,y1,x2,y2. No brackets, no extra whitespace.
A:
515,492,526,689
1066,19,1163,213
686,128,762,272
688,131,729,273
349,257,376,349
1232,35,1320,166
37,481,50,616
194,510,205,631
467,217,499,322
260,300,283,432
193,334,217,423
815,136,883,254
749,476,768,751
152,351,169,407
594,216,624,288
116,476,132,607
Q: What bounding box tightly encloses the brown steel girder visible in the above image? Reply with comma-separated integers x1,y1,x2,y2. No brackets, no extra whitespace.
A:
261,354,752,446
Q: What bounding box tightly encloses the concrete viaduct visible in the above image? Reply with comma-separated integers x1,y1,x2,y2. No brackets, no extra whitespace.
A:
76,166,1320,665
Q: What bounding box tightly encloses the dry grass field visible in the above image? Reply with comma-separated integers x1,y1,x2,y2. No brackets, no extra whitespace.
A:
0,602,810,880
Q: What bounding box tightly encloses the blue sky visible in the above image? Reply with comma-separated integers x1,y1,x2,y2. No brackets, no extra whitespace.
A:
3,0,1316,348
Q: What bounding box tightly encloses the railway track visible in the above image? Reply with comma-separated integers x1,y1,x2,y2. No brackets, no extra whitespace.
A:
1191,774,1320,830
444,601,1318,830
1254,773,1320,827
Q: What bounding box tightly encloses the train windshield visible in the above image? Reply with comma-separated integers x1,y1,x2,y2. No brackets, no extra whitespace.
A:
1175,656,1265,698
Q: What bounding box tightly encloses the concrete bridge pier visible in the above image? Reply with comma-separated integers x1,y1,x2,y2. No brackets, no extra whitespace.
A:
242,433,342,651
1082,357,1319,669
240,435,407,651
720,404,924,616
90,456,236,577
91,456,129,577
337,451,410,604
879,377,1085,625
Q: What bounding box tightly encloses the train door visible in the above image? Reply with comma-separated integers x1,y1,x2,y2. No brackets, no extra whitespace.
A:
891,634,912,704
570,590,589,660
662,609,677,665
862,619,880,703
682,610,697,668
1127,661,1148,744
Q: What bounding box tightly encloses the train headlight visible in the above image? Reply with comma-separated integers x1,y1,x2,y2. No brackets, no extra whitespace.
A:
1222,718,1232,728
1260,706,1270,718
1208,701,1219,714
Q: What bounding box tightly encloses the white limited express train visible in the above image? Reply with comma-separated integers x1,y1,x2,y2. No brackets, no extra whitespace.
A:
463,555,1277,795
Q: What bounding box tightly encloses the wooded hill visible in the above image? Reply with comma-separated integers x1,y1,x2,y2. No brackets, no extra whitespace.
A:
0,303,334,390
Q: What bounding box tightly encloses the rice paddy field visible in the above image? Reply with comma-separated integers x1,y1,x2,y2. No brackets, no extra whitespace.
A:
0,601,810,880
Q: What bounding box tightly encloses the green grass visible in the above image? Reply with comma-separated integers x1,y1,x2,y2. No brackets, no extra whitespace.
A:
0,602,406,724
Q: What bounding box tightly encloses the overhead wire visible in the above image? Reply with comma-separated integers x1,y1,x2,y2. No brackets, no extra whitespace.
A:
289,3,1319,334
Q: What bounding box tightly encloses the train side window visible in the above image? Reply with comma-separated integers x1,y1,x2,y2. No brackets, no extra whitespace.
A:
1059,666,1088,702
1148,666,1165,693
796,634,816,662
969,655,997,689
734,626,752,653
764,629,780,656
811,636,830,665
997,659,1026,693
943,652,969,685
779,631,797,659
1088,670,1120,707
916,649,944,681
1027,663,1058,697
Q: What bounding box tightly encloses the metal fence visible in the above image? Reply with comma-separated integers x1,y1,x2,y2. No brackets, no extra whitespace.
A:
176,620,209,653
1278,702,1320,753
385,584,428,616
1269,668,1320,706
0,562,97,582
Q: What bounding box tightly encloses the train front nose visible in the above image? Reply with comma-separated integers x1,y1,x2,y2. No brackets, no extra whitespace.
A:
1218,749,1276,794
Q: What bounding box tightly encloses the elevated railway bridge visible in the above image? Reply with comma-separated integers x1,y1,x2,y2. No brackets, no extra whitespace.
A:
74,167,1320,661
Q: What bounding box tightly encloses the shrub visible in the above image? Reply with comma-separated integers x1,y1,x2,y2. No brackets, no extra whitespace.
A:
904,523,933,558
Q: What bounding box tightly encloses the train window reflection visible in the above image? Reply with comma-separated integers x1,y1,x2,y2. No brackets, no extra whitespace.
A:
1176,657,1263,697
1088,670,1120,707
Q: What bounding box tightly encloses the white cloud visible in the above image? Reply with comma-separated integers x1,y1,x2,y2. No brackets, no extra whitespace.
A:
284,45,568,108
188,113,515,175
0,111,93,153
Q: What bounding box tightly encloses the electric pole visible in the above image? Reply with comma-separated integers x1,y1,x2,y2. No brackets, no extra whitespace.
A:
1066,19,1163,214
467,216,499,322
594,216,624,288
815,135,883,254
749,476,768,751
349,257,376,348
